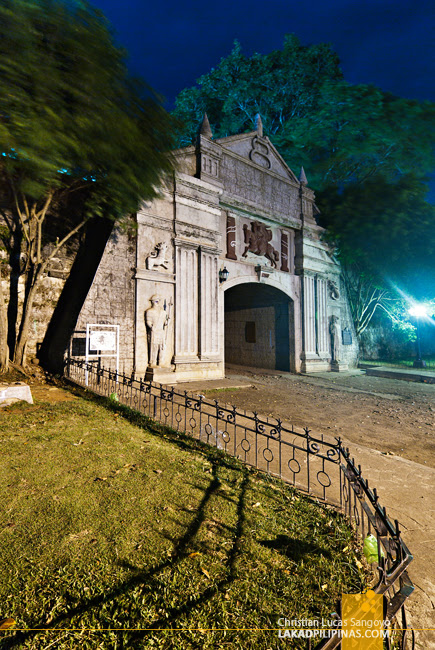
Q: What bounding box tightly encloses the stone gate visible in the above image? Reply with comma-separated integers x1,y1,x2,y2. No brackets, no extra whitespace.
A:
74,115,358,382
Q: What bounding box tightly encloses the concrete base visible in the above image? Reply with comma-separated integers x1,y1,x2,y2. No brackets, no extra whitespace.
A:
331,362,349,372
365,366,435,384
413,359,426,368
172,360,224,383
145,361,225,384
0,383,33,407
300,360,330,373
144,366,176,383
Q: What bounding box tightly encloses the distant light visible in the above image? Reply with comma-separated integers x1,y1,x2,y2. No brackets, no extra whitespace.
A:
408,304,428,318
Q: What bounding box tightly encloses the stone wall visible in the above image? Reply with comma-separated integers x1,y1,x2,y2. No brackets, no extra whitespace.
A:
0,238,76,360
225,306,276,369
337,284,360,367
74,226,136,374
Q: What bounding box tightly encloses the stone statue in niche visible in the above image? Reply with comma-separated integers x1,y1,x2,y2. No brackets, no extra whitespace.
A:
146,242,170,270
329,279,340,300
145,295,171,367
242,221,279,268
330,315,341,363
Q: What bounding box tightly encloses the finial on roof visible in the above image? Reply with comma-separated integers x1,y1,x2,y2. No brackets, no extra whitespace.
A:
255,113,263,137
299,167,308,185
199,113,213,139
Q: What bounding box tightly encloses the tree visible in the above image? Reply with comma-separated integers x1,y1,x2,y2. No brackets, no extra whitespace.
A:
275,80,435,191
0,0,175,371
317,175,435,335
173,37,435,334
173,36,434,190
173,35,343,146
0,268,8,372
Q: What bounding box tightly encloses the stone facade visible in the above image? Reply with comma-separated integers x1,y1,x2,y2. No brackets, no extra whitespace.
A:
74,227,136,372
73,116,358,381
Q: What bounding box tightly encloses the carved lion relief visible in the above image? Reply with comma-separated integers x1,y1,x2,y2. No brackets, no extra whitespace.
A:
146,242,170,270
242,221,279,268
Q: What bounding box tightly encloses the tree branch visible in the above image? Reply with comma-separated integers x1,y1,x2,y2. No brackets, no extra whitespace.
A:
39,216,92,276
9,182,31,245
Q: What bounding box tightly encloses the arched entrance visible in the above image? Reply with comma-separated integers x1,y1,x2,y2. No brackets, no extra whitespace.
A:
224,283,295,372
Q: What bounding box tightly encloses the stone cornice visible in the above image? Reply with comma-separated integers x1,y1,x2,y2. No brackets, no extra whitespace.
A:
221,196,302,231
198,244,221,256
175,172,223,197
137,212,173,230
175,192,221,215
135,269,175,283
173,237,201,250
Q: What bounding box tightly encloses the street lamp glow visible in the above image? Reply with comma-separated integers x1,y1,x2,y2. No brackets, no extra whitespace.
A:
408,304,428,318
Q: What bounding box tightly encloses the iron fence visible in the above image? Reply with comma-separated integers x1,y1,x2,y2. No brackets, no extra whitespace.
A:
65,358,415,649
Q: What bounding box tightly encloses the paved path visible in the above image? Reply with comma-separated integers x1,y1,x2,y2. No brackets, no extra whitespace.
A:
178,367,435,649
349,443,435,649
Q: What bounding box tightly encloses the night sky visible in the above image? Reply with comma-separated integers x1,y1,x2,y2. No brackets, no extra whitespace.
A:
92,0,434,108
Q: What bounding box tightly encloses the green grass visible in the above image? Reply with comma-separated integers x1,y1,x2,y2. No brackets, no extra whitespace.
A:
360,356,435,369
0,387,369,649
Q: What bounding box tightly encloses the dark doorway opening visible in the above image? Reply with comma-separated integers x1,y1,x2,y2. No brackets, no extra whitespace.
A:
224,283,294,372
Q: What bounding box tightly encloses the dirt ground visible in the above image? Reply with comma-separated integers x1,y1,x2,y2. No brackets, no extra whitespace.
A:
204,368,435,469
0,368,78,407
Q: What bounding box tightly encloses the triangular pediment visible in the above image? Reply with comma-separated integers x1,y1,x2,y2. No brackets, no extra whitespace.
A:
215,131,299,183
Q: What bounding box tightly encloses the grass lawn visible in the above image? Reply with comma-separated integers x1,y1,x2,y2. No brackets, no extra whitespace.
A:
0,385,368,649
361,356,435,370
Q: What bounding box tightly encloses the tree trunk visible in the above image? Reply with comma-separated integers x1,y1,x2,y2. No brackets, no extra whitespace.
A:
0,273,9,373
14,274,39,368
38,217,114,374
7,227,22,358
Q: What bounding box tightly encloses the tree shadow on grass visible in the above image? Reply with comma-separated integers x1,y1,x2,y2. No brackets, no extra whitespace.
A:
124,466,249,645
61,382,247,471
259,535,332,563
2,463,249,649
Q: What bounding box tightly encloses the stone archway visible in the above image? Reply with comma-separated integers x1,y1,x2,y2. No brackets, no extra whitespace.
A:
224,282,295,372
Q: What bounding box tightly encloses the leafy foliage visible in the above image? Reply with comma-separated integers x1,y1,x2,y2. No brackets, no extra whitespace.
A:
174,36,434,189
0,0,175,367
0,0,174,215
319,176,435,275
318,175,435,334
173,35,343,147
275,81,435,191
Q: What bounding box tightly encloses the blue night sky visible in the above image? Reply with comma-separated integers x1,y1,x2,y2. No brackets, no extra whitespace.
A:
92,0,434,108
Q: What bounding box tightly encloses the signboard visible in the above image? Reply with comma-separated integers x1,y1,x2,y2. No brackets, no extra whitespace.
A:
89,330,117,352
84,324,120,386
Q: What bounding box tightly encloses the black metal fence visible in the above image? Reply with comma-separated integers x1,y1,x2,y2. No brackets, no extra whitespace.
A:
65,358,415,649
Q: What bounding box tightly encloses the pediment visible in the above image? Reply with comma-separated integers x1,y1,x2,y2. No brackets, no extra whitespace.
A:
216,132,299,183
